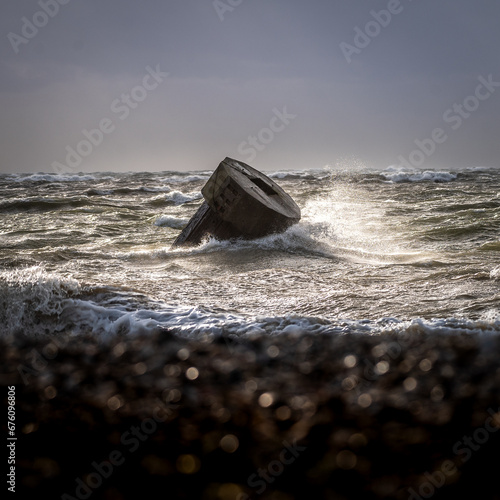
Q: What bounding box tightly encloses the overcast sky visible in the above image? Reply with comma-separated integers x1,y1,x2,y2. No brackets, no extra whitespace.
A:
1,0,500,173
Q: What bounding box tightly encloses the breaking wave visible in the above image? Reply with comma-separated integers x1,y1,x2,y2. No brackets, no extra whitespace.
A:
154,215,189,229
380,168,458,183
162,191,203,205
2,266,500,338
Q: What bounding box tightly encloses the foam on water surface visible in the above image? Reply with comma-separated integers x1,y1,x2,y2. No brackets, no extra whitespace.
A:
2,265,500,339
380,167,458,183
10,173,98,183
2,166,500,339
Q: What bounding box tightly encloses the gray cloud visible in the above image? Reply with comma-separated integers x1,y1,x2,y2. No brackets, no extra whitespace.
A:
1,0,499,173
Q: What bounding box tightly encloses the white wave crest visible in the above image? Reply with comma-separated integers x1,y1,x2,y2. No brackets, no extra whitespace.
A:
381,168,457,183
163,190,203,205
141,186,172,193
154,215,189,229
490,265,500,280
14,173,97,183
2,268,500,338
0,267,80,336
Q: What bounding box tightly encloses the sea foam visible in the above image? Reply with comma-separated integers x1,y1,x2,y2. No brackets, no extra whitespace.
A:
154,215,189,229
12,173,97,183
162,191,203,205
381,168,457,183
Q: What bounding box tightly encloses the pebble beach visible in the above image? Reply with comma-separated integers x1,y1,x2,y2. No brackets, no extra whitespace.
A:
4,329,500,499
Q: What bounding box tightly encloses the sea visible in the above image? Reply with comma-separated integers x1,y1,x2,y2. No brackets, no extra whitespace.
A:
2,165,500,340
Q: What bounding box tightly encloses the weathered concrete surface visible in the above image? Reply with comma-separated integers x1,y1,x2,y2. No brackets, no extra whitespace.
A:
172,157,301,247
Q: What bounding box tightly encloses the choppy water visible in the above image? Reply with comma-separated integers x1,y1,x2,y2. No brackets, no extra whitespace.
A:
2,165,500,338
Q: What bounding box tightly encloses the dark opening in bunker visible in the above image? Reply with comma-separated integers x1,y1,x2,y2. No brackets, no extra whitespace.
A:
250,177,277,196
